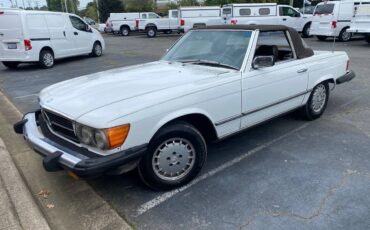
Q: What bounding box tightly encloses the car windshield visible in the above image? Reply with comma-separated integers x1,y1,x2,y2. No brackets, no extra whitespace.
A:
162,30,252,70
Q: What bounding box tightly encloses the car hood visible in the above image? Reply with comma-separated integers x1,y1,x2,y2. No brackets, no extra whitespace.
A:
39,61,229,123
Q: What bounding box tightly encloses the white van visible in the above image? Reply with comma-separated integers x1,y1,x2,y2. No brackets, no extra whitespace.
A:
222,3,313,37
179,6,222,32
348,2,370,43
0,9,105,69
310,0,370,41
110,12,161,36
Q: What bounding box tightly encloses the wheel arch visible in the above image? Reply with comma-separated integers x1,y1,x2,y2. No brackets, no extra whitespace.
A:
120,24,131,31
40,46,54,57
145,24,157,30
150,110,218,144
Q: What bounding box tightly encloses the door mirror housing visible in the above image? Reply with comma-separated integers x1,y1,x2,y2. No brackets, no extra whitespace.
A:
252,56,275,69
86,24,92,32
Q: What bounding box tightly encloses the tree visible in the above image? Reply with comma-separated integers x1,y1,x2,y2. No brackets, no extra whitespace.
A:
179,0,200,6
98,0,125,22
124,0,155,12
46,0,79,13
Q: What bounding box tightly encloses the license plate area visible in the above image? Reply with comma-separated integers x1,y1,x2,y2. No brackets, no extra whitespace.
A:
7,43,17,49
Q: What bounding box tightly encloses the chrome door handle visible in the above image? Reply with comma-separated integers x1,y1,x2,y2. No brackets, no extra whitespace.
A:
297,68,308,73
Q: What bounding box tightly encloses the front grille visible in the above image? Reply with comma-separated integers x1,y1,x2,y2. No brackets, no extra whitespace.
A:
42,110,79,142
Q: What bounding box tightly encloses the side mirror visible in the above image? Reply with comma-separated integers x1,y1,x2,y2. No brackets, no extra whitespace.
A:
86,25,92,32
252,56,275,69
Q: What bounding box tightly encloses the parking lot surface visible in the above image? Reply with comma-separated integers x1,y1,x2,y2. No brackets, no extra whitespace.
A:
1,34,370,230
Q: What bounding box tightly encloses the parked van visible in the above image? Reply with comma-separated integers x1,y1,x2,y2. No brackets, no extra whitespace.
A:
348,1,370,43
310,0,370,41
0,9,105,69
222,3,312,37
179,6,222,32
110,12,161,36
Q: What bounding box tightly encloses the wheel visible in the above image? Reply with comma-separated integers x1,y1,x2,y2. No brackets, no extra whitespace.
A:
338,28,351,42
39,49,54,68
146,27,157,38
2,61,19,69
91,42,103,57
120,26,130,36
302,23,311,38
365,35,370,44
301,82,329,120
317,36,327,41
138,121,207,190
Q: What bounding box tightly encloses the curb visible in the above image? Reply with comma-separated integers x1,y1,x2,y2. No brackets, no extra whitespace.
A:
0,137,51,230
0,92,132,230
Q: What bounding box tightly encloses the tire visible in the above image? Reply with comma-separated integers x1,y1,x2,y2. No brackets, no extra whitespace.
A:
338,28,351,42
138,121,207,190
301,82,329,120
302,23,311,38
39,49,54,69
91,42,103,57
365,35,370,44
120,26,130,36
2,61,19,69
146,27,157,38
317,36,327,41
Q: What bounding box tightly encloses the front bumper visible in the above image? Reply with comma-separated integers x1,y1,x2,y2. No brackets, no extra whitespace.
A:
14,112,147,178
336,70,356,85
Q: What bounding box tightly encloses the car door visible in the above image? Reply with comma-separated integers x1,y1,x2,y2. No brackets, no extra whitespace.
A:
279,6,303,31
68,15,92,54
241,30,309,128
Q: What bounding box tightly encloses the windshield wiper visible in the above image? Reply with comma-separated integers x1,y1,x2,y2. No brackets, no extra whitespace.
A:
178,59,239,70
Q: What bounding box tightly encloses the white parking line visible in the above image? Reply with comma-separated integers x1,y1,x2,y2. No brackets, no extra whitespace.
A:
136,123,309,216
14,93,38,99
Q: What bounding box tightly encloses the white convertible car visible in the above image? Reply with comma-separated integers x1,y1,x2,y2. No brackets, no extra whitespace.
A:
15,25,355,190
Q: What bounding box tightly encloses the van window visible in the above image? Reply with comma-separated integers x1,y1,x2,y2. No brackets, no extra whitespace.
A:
240,8,251,16
223,8,232,15
26,14,47,28
45,15,65,28
314,4,335,14
172,11,178,18
255,31,294,63
69,16,87,31
0,14,20,30
259,8,271,15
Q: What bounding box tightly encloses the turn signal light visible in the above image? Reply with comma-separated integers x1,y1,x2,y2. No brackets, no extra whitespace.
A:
105,124,130,149
331,21,337,29
24,39,32,51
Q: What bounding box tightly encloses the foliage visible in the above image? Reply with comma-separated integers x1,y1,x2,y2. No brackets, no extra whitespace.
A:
98,0,125,22
178,0,200,6
46,0,79,13
124,0,156,12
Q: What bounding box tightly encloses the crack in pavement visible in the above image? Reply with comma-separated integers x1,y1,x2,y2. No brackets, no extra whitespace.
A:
239,169,359,229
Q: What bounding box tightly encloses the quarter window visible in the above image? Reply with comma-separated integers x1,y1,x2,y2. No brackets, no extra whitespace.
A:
172,11,178,18
69,16,87,31
148,13,159,18
223,8,232,15
259,8,271,15
239,8,251,16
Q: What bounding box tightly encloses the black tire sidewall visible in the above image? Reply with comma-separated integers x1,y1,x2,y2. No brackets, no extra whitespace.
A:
39,50,54,69
147,27,157,38
339,28,351,42
304,82,329,120
302,24,311,38
92,42,102,57
138,122,207,190
121,27,129,36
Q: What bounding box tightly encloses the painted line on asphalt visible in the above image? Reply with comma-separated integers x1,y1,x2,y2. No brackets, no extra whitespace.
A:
14,93,39,99
136,123,309,216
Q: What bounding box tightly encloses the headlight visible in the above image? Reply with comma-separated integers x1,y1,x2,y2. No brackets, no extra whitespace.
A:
75,123,130,150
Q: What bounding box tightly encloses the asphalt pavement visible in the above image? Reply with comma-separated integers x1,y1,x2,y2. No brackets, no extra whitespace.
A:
0,33,369,230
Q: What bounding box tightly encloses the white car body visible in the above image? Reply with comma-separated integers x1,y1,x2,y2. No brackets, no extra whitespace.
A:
310,0,370,38
222,3,312,33
137,10,179,34
348,2,370,39
179,6,223,32
110,12,160,34
0,9,105,63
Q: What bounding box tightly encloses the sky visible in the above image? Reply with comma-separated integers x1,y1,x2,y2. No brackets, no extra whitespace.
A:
0,0,92,9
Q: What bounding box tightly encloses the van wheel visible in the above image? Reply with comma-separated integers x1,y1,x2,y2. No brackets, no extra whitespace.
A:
301,82,329,120
39,50,54,69
302,24,311,38
338,28,351,42
2,61,19,69
91,42,103,57
365,35,370,43
120,26,130,36
317,36,327,41
146,27,157,38
138,121,207,190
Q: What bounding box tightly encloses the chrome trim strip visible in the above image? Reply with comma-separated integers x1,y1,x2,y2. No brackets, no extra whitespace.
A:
215,89,311,126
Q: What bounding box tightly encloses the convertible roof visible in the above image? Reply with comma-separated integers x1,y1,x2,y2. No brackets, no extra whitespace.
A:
193,25,314,59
